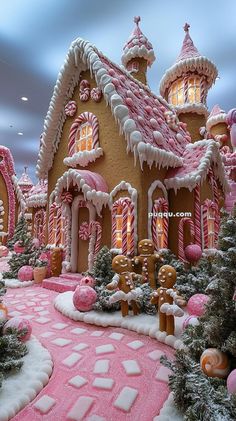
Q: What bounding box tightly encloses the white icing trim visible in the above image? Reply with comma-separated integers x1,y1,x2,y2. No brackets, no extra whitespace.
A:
164,139,229,193
175,103,209,117
206,112,227,132
121,45,155,67
160,56,218,97
0,337,53,421
63,147,103,168
109,181,138,254
26,193,47,208
147,181,168,239
12,175,26,213
110,248,122,254
54,291,185,350
54,169,109,216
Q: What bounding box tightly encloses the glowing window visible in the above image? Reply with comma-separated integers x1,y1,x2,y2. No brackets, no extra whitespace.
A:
168,79,184,106
187,77,201,103
76,123,93,152
113,200,133,253
155,216,164,249
207,207,215,249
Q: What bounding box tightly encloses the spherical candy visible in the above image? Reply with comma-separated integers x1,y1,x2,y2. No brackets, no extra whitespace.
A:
183,315,200,329
3,317,32,342
14,241,25,254
187,293,209,316
73,285,97,312
184,244,202,263
0,303,8,321
227,369,236,394
200,348,230,378
0,246,9,258
79,276,95,288
18,265,33,282
32,238,40,249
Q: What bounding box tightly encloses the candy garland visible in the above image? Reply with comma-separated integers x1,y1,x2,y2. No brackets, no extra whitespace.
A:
202,199,217,249
178,217,195,261
194,185,202,247
151,198,168,251
111,197,135,256
68,112,99,157
79,80,90,102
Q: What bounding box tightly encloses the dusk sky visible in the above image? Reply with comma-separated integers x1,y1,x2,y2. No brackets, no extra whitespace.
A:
1,0,236,183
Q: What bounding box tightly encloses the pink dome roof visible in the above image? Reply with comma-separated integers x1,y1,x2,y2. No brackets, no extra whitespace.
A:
176,23,201,63
121,16,155,67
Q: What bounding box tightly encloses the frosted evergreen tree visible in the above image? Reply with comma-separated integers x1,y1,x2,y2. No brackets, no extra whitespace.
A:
162,208,236,420
7,216,29,250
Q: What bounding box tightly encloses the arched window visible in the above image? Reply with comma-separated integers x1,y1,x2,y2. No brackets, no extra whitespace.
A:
68,112,99,157
168,79,185,106
76,122,93,152
202,199,218,249
151,198,168,251
187,76,201,103
168,76,201,106
111,198,134,255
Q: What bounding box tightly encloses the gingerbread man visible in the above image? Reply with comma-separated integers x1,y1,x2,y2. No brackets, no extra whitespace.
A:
133,239,162,289
106,255,142,317
151,265,184,335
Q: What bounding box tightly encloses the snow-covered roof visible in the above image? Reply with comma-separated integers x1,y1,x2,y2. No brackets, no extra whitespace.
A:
206,104,227,132
36,37,192,179
121,16,155,67
26,180,48,208
18,167,33,192
164,139,229,193
160,23,218,98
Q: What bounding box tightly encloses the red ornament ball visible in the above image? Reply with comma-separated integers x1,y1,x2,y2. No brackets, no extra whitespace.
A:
0,245,9,258
73,285,97,312
18,265,33,282
79,276,95,288
227,369,236,395
184,244,202,263
3,317,32,342
187,293,209,316
14,241,25,254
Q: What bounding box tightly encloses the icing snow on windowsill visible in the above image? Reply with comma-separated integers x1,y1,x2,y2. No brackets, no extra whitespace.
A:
0,336,53,421
63,147,103,168
54,291,185,350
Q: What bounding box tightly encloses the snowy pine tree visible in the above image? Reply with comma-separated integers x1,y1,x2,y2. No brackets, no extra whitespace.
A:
7,216,30,250
162,208,236,420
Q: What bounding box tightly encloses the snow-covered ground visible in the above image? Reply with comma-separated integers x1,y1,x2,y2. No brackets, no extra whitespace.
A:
0,336,53,421
3,278,34,288
154,393,183,421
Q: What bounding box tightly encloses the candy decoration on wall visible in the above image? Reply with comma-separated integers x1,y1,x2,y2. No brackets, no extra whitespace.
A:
227,369,236,395
79,80,90,102
65,100,77,117
91,87,102,103
79,222,90,241
61,191,73,204
178,217,195,262
34,209,46,245
200,348,230,378
187,293,209,316
3,317,32,342
208,168,220,242
151,197,168,251
68,112,99,157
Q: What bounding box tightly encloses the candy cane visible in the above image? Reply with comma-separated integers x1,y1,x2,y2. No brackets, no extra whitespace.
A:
56,206,62,246
208,169,220,242
178,217,195,261
128,202,135,256
68,112,99,156
202,199,217,248
194,185,201,247
90,221,102,255
151,198,168,251
121,200,129,255
48,202,57,244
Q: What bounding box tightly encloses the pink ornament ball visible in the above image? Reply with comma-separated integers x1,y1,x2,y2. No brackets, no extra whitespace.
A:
79,275,95,288
227,369,236,395
187,293,209,316
73,285,97,312
184,244,202,263
32,238,40,248
18,265,33,282
0,246,9,257
183,315,200,329
14,241,25,254
3,317,32,342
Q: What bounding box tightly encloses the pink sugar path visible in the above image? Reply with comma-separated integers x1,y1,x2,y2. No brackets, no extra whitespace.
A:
1,262,174,421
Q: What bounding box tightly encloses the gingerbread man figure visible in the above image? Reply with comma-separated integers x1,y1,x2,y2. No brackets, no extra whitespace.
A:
106,255,142,317
133,239,162,289
151,265,184,335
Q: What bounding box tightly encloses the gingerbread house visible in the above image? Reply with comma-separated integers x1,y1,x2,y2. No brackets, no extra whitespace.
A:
0,146,26,244
36,19,228,273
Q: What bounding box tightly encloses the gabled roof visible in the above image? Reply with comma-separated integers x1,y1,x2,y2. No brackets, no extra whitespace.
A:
26,180,48,208
206,104,226,132
36,38,192,179
164,139,229,193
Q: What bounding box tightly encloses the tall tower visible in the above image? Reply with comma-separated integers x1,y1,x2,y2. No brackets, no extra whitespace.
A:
18,166,33,198
121,16,155,85
160,23,218,141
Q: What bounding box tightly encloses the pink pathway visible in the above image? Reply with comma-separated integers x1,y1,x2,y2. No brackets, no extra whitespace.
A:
2,279,174,420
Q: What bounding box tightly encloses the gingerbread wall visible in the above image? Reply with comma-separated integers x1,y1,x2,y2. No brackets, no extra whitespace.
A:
210,123,231,149
179,112,206,142
0,173,9,235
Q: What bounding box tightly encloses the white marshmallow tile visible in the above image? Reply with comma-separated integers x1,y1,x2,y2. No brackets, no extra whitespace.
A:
73,343,89,352
91,330,104,337
67,396,94,420
33,395,56,414
95,344,115,355
109,332,124,341
127,340,144,350
40,331,54,338
87,416,107,421
35,317,51,324
122,360,141,375
155,366,172,383
148,350,165,361
114,386,138,412
71,327,87,335
93,377,114,390
52,323,69,330
68,375,87,388
93,359,109,374
51,338,72,347
62,353,82,367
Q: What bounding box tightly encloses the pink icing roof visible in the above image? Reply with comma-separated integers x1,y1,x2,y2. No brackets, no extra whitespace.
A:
18,167,33,190
165,143,208,180
75,170,108,192
98,52,190,157
208,104,225,118
176,23,201,63
29,180,48,196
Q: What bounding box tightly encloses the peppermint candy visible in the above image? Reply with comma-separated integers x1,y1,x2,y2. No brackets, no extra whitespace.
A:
61,191,73,204
91,87,102,103
79,222,90,240
65,101,77,117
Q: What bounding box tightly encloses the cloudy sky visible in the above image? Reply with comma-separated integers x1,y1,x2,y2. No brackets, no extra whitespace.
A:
0,0,236,183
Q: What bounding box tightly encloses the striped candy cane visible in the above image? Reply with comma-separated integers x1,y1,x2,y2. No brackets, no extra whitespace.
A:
202,199,217,248
89,221,102,255
194,185,202,247
68,112,99,156
178,217,195,262
55,206,62,246
121,200,129,255
48,203,58,244
111,197,135,255
128,202,135,256
151,198,169,251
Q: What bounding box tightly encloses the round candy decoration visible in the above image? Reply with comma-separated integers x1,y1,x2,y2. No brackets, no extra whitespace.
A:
65,101,77,117
73,285,97,312
187,293,209,317
227,369,236,395
0,245,9,258
32,238,40,249
183,315,200,329
3,317,32,342
79,275,96,288
184,244,202,264
14,241,25,254
200,348,230,378
18,265,34,282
